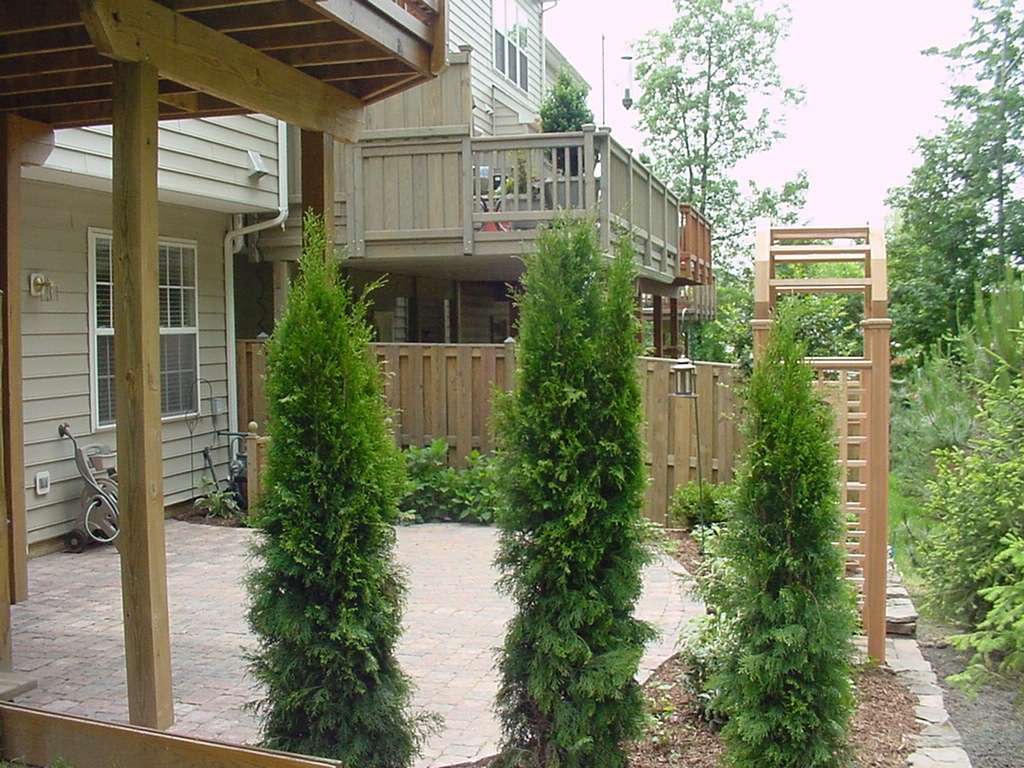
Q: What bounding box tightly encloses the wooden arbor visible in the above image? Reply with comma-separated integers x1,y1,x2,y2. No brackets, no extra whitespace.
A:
0,0,444,732
752,221,891,663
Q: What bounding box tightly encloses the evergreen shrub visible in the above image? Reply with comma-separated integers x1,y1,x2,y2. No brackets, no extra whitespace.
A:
246,212,434,767
493,218,655,768
667,481,736,530
706,309,856,767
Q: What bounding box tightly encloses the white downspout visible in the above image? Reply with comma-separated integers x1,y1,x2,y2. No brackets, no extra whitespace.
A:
224,119,290,435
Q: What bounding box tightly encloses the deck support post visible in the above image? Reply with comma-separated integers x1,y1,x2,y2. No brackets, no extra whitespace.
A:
652,294,663,357
301,129,336,253
111,60,174,730
0,117,29,610
273,261,290,320
668,297,679,357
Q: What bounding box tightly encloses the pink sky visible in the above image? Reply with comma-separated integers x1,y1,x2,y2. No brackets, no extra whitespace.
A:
544,0,975,224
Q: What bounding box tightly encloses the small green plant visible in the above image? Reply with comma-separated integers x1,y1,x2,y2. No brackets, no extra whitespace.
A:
399,442,502,525
493,219,654,768
667,481,736,530
949,534,1024,695
194,478,241,520
400,439,458,523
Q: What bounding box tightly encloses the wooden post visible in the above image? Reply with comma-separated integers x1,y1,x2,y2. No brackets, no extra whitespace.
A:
461,136,474,255
272,261,290,321
0,117,27,606
111,60,174,730
752,218,772,357
652,294,663,357
582,124,596,209
668,296,679,358
300,129,335,251
0,296,9,671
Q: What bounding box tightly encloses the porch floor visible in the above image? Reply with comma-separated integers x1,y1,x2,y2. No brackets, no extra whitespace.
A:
10,520,700,767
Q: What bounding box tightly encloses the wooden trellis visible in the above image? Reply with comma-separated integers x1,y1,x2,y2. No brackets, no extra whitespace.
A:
752,222,891,662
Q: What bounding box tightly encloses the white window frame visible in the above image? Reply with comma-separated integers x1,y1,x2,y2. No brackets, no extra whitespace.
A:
494,0,529,93
87,228,202,432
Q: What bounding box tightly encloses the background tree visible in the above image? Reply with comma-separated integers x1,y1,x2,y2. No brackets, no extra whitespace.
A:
887,0,1024,359
494,219,655,768
634,0,807,267
714,308,856,767
540,70,594,133
247,213,432,767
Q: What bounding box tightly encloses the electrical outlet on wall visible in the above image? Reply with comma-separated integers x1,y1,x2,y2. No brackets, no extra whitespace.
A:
34,471,50,496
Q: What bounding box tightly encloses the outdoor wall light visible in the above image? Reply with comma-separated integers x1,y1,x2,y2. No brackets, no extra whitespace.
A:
671,356,697,398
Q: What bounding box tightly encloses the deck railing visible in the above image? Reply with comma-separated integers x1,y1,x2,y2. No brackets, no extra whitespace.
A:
240,341,740,522
344,126,682,285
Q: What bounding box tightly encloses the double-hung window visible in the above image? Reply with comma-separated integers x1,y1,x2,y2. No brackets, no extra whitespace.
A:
495,0,529,92
90,230,200,429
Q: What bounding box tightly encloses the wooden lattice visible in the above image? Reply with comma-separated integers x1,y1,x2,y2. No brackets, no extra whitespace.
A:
752,223,891,662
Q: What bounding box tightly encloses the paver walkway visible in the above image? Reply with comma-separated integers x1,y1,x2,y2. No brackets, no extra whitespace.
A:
11,520,701,766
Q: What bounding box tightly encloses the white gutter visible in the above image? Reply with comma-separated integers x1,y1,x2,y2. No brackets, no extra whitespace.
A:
224,119,290,435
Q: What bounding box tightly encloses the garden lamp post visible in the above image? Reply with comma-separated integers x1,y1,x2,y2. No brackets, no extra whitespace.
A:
671,356,705,525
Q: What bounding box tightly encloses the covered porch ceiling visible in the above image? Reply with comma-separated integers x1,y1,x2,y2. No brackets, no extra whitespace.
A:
0,0,446,135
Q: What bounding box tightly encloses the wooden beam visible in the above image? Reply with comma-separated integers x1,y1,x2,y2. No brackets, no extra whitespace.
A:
111,60,174,730
0,703,338,768
300,129,336,250
79,0,365,141
300,0,433,72
668,296,679,356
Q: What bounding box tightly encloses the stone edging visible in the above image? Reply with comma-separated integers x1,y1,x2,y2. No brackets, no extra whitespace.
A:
886,603,972,766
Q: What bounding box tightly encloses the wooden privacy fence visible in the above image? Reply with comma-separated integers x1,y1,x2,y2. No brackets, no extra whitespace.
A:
240,341,740,521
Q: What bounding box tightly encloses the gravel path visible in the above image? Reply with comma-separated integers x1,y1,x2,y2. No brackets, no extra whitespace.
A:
917,618,1024,768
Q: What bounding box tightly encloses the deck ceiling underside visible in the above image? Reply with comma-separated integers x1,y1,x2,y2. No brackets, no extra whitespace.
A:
0,0,440,128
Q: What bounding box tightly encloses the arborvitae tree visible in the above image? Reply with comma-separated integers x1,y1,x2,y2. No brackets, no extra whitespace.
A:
715,309,855,767
494,219,655,768
539,70,594,133
247,212,431,767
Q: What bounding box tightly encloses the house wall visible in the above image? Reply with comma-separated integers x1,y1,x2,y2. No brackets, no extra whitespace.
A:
20,180,233,546
448,0,544,136
24,115,281,214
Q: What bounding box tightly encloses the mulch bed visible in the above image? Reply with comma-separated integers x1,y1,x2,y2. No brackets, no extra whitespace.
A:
625,653,919,768
169,504,247,528
622,525,921,768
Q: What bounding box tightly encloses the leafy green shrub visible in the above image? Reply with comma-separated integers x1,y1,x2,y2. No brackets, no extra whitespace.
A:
493,220,655,768
667,481,736,529
399,441,502,525
711,309,856,768
400,439,458,523
949,534,1024,694
246,212,434,766
918,365,1024,626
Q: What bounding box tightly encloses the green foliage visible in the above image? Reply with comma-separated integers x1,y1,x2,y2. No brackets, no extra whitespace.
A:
948,534,1024,695
194,478,242,520
667,481,735,530
709,309,856,767
246,212,434,766
891,350,976,486
493,219,655,768
918,364,1024,626
634,0,806,268
962,266,1024,389
399,440,502,525
540,70,594,133
886,0,1024,359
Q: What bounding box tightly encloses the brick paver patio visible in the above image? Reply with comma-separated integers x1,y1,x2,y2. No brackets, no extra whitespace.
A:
11,520,700,767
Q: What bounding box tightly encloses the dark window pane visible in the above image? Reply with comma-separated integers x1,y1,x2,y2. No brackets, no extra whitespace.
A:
159,334,198,417
97,335,115,426
495,30,506,74
519,51,528,91
507,40,517,81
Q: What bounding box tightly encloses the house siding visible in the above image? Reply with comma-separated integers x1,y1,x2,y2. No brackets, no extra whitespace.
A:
24,115,281,214
20,180,232,545
448,0,544,135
